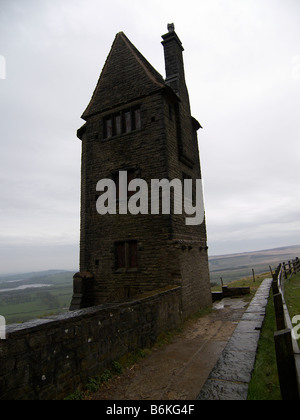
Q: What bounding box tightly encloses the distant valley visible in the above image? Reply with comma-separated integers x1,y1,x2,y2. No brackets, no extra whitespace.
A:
0,270,74,324
209,244,300,285
1,245,300,325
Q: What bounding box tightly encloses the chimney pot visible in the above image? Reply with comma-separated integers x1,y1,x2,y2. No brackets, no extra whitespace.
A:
168,23,175,33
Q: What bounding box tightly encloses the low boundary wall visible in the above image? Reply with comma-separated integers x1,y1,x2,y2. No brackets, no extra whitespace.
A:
0,286,182,400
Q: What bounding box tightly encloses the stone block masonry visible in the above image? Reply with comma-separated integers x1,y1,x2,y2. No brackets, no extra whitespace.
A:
71,27,212,313
0,287,182,400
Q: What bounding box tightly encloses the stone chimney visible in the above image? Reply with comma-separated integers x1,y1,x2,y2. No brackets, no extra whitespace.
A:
161,23,186,96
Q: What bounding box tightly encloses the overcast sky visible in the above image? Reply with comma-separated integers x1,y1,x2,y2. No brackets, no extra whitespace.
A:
0,0,300,274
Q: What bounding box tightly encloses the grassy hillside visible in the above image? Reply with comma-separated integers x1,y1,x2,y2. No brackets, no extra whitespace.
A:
209,245,300,285
1,245,299,325
0,271,73,324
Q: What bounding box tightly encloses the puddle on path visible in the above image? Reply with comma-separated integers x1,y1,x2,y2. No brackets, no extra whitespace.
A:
213,297,248,311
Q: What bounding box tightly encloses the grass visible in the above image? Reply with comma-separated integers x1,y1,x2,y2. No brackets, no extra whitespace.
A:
247,294,281,400
209,245,300,285
0,272,73,324
212,272,267,300
0,286,72,324
284,272,300,347
65,349,150,400
247,271,300,400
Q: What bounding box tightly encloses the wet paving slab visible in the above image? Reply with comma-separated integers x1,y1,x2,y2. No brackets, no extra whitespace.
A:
198,278,273,400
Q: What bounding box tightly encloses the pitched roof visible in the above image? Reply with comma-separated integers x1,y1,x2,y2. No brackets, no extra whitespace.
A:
82,32,166,119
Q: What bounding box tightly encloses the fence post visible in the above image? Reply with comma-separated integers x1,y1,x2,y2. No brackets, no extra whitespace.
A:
292,260,296,273
274,329,300,400
283,262,288,280
288,261,292,276
295,258,300,273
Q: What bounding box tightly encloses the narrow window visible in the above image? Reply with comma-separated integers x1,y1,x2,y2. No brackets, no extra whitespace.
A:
134,108,141,130
103,106,141,139
115,241,138,270
105,117,113,138
124,111,132,133
115,114,122,135
128,241,138,268
116,242,126,269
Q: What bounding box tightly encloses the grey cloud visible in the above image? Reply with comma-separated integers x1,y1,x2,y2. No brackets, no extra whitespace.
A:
0,0,300,272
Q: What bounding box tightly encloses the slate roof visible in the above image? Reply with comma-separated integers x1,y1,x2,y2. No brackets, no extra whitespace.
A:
82,32,167,120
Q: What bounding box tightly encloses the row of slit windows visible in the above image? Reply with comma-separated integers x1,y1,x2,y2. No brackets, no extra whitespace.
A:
103,107,141,139
102,102,175,140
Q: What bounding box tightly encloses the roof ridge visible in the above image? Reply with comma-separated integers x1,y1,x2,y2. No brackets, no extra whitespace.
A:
117,32,165,86
81,32,166,120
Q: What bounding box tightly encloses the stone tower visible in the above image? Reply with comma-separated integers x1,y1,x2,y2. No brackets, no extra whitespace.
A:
70,25,212,318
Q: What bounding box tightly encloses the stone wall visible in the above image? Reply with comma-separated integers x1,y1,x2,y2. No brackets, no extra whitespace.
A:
0,287,182,400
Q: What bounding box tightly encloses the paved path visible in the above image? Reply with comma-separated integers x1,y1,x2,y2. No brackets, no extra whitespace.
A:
198,278,273,400
90,298,249,400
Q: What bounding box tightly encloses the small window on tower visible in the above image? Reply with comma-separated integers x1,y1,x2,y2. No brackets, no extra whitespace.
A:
115,114,122,135
128,241,138,269
124,111,132,133
104,117,113,139
115,242,126,269
115,240,138,271
134,108,141,130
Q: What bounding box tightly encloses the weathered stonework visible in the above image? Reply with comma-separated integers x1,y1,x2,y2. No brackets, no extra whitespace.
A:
70,25,212,317
0,287,182,400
